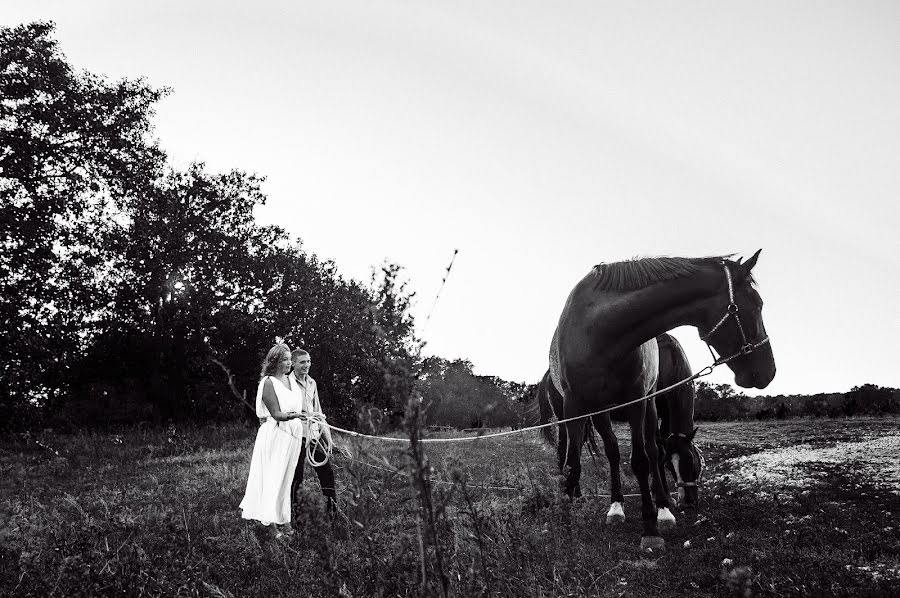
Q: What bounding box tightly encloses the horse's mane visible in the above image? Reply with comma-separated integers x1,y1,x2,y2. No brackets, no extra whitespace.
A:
591,255,741,292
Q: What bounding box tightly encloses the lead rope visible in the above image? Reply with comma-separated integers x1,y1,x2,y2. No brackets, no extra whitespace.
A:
274,261,768,464
302,414,333,467
273,345,749,467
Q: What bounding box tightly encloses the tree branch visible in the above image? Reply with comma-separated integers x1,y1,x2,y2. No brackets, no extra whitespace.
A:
209,354,254,413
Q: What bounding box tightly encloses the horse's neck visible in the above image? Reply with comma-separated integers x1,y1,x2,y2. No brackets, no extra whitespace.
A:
602,268,720,359
667,389,695,435
656,390,693,434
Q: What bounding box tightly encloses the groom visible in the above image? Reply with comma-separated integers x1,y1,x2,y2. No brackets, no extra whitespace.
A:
289,348,337,516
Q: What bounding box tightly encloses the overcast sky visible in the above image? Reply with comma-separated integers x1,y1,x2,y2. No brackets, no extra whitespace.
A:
7,1,899,395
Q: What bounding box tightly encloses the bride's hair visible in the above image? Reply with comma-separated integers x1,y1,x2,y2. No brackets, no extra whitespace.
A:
260,343,291,379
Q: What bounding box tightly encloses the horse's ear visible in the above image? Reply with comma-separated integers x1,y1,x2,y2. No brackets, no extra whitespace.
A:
736,249,762,281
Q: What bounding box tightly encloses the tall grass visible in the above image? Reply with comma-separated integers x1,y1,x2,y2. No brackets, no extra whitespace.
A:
2,417,899,596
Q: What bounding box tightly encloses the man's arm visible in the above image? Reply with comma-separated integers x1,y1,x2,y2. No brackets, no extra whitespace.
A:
312,382,322,414
311,381,332,443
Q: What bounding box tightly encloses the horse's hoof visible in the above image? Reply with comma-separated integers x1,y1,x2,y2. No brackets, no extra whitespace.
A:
606,502,625,525
640,535,665,551
657,507,676,530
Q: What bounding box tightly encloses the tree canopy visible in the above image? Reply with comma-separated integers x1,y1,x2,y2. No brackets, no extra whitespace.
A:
1,22,421,431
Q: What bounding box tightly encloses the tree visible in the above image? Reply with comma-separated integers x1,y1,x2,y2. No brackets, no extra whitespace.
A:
2,22,425,431
847,384,897,415
417,357,524,428
694,381,744,420
76,163,284,423
0,21,165,428
254,251,421,426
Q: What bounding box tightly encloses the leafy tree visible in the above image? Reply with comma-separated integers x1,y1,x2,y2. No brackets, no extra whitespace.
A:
0,21,165,428
71,164,284,423
0,22,425,432
846,384,896,415
70,166,423,427
255,252,421,426
694,381,745,420
418,357,523,428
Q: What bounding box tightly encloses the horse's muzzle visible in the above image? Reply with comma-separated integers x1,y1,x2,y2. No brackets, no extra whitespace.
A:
677,486,699,509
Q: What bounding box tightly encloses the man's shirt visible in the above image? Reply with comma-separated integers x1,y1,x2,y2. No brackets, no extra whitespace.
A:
290,372,321,414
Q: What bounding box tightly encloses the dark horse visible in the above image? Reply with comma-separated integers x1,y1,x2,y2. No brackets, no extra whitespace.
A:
548,252,774,549
536,332,704,528
654,333,705,510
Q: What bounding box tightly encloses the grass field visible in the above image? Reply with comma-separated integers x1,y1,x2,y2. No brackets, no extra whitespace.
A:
2,416,899,597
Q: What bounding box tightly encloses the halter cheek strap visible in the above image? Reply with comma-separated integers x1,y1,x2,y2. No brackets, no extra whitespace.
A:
672,439,705,488
699,263,770,365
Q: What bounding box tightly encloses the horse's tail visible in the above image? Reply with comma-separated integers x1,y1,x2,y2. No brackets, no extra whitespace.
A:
536,370,558,447
522,389,542,427
584,419,601,460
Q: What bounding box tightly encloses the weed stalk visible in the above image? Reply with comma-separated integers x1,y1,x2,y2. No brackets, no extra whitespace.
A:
404,391,449,597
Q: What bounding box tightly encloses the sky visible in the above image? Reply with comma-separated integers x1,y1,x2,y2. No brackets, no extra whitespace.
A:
6,1,899,396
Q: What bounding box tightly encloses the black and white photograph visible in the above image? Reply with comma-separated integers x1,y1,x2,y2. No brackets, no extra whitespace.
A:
2,2,898,596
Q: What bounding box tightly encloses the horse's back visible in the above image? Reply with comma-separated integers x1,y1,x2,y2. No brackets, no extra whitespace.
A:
551,269,659,409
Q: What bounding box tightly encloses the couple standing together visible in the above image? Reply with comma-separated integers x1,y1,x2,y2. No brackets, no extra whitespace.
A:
239,343,337,533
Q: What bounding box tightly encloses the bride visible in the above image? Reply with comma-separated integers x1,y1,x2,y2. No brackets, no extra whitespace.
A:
239,343,304,534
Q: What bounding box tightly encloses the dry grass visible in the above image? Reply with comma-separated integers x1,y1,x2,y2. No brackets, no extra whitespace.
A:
1,416,899,597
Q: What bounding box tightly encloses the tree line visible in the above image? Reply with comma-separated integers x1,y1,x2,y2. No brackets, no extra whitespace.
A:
693,381,899,421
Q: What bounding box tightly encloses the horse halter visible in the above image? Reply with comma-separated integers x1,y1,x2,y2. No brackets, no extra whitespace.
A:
699,262,770,366
677,445,705,489
668,433,704,488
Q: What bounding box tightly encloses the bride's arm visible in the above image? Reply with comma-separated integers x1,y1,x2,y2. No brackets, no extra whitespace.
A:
261,379,299,422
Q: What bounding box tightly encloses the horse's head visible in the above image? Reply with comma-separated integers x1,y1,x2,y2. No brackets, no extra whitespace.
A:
664,427,704,508
699,249,775,389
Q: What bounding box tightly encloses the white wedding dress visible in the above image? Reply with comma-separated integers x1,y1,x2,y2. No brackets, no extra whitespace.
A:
239,376,304,525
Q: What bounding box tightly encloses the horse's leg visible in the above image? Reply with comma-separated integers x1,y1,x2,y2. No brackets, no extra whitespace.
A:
556,422,583,497
593,414,625,524
561,416,586,500
654,434,666,485
627,404,663,550
662,441,678,497
656,434,676,500
556,422,567,472
654,394,677,506
644,396,676,530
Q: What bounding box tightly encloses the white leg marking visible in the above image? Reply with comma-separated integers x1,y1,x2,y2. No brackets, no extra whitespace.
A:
606,501,625,524
657,506,676,529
